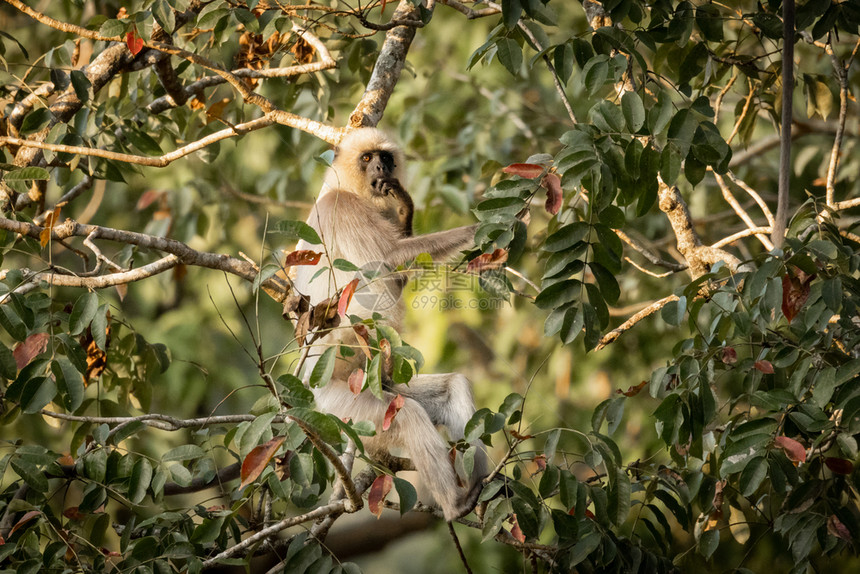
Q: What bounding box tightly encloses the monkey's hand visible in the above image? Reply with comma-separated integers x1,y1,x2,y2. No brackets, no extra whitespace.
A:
370,176,404,198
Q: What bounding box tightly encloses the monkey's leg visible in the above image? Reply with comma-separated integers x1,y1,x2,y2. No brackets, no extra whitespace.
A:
312,380,469,521
396,374,489,506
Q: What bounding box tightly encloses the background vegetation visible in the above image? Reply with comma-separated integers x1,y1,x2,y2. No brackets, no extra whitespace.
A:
0,0,859,572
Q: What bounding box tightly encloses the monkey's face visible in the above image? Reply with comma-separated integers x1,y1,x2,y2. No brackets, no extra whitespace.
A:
358,150,398,197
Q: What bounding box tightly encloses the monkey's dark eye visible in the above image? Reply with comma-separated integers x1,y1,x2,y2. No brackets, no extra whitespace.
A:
361,153,372,162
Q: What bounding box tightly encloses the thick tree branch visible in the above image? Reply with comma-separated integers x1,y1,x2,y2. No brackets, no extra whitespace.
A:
657,180,741,278
349,0,426,129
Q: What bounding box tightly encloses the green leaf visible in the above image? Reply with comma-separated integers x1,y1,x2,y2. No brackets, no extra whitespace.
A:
393,476,417,515
69,291,99,336
543,428,560,460
287,407,343,444
99,18,126,38
162,444,206,462
496,38,522,76
309,347,337,388
19,376,57,414
535,279,581,310
660,142,683,186
19,108,53,135
739,456,767,496
70,70,91,102
570,531,602,566
661,296,686,326
332,259,359,272
52,358,84,412
582,56,609,97
190,517,225,544
11,458,49,492
270,220,322,244
554,43,574,84
125,128,164,156
501,0,522,29
698,528,720,558
3,166,50,181
129,458,153,504
621,91,645,132
543,222,589,252
366,353,383,400
0,342,17,378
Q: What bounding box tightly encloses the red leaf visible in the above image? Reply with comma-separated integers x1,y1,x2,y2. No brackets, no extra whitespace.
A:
754,360,774,374
57,453,75,466
824,457,854,475
774,435,806,464
239,436,286,490
720,346,738,365
352,324,372,359
382,394,405,431
62,507,86,521
502,163,545,179
9,511,40,537
13,332,50,370
136,190,164,210
284,250,322,267
827,514,852,541
510,514,526,542
338,278,360,317
532,454,546,471
616,381,647,397
126,30,144,55
348,368,364,395
782,269,814,323
541,173,563,215
466,248,508,273
368,474,393,518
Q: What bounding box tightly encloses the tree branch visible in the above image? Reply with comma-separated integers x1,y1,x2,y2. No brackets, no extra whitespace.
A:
595,294,680,351
772,0,795,249
0,216,291,301
657,179,741,278
348,0,426,129
712,172,774,250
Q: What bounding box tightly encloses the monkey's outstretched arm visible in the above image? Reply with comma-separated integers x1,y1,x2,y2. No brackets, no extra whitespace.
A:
388,224,477,265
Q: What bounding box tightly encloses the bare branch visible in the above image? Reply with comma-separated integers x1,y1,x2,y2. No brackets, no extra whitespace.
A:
712,172,774,250
595,294,680,351
1,255,179,295
725,171,775,226
40,410,275,431
439,0,501,19
0,216,291,301
2,116,275,167
726,78,755,145
349,1,425,129
657,179,741,278
772,0,795,249
825,40,853,208
710,227,773,249
615,229,687,272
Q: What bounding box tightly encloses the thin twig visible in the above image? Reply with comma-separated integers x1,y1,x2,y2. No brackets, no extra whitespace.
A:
710,226,773,249
725,171,775,226
712,172,774,250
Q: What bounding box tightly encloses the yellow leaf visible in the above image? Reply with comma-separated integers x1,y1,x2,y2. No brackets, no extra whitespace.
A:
729,505,750,544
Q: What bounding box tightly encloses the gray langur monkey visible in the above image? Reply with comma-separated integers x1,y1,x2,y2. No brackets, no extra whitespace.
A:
292,128,487,521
